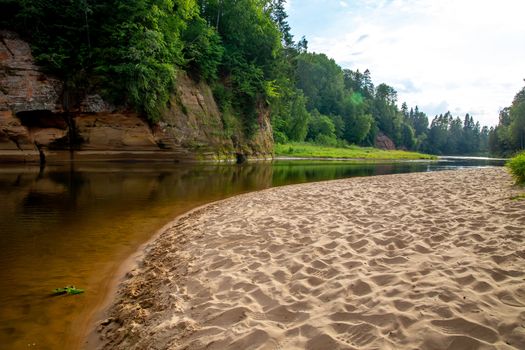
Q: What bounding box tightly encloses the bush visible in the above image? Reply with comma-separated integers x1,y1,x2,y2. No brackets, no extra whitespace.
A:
273,131,288,144
507,151,525,184
315,134,338,147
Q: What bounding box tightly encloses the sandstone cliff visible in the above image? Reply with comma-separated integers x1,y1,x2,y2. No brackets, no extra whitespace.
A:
0,31,273,163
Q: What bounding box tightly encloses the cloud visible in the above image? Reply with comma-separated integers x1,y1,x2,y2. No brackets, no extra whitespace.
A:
288,0,525,126
339,1,348,7
392,79,421,94
356,34,368,43
420,101,450,118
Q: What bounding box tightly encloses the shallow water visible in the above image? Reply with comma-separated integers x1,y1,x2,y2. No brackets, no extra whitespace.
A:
0,158,505,349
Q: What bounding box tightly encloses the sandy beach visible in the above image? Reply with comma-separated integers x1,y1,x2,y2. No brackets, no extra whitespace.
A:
95,168,525,350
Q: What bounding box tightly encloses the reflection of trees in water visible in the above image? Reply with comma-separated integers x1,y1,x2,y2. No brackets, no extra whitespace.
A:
270,162,430,186
3,164,277,226
140,163,275,202
1,159,504,236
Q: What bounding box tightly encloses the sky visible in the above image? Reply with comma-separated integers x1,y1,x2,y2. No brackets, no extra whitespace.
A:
286,0,525,126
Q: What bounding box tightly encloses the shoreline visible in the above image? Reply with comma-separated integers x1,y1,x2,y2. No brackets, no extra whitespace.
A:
92,168,525,349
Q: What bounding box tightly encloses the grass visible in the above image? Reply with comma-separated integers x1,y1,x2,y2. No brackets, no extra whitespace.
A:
506,151,525,184
510,194,525,201
275,143,436,160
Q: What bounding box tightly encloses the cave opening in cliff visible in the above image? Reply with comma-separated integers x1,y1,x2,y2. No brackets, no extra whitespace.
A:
16,110,69,129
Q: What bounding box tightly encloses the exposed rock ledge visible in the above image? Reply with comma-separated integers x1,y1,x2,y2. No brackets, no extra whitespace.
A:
374,132,396,150
0,30,273,163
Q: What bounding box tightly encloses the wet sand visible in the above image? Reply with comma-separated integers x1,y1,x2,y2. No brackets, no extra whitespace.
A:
95,168,525,349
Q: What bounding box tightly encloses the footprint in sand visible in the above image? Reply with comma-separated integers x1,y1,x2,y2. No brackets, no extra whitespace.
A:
247,311,268,321
305,333,344,350
430,318,498,344
266,305,308,324
207,307,248,327
311,268,338,280
332,322,379,347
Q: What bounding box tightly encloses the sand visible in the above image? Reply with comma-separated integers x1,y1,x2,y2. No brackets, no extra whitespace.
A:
95,168,525,350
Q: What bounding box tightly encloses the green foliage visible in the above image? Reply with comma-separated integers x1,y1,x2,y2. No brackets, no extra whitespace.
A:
422,112,487,155
296,53,344,115
510,88,525,150
307,111,337,145
200,0,282,134
13,0,92,73
7,0,200,121
94,0,198,121
271,89,311,142
5,0,285,129
275,142,436,160
510,193,525,201
52,286,84,296
490,86,525,156
506,151,525,184
212,83,233,112
182,17,224,82
345,113,373,144
2,0,493,156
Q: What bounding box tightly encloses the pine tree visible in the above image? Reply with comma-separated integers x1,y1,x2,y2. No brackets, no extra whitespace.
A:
270,0,293,47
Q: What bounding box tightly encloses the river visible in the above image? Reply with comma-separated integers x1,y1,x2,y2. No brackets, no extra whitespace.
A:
0,157,505,349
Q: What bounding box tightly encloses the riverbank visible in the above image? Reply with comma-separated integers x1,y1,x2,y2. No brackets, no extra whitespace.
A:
275,142,436,160
95,168,525,349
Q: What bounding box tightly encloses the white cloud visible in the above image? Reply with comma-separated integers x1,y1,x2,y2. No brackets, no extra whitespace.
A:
290,0,525,126
340,1,348,7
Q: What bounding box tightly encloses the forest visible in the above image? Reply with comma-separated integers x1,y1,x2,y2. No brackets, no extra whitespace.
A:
489,84,525,157
1,0,522,156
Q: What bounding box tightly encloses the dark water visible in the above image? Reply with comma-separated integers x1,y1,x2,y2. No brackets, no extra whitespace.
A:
0,158,505,349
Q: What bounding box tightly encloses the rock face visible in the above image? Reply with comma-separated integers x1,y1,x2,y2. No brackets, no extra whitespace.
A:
156,74,273,160
0,30,63,113
375,132,396,150
0,31,273,163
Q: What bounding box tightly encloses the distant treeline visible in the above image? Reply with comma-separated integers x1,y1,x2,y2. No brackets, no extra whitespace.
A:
1,0,516,156
273,55,490,155
489,84,525,157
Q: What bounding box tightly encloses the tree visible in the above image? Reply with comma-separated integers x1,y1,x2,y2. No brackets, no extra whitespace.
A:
199,0,282,134
95,0,199,120
489,84,525,155
295,52,345,115
269,0,293,47
510,86,525,150
182,17,224,82
307,110,337,145
271,89,310,142
401,102,408,118
412,107,429,136
296,36,308,53
372,83,402,142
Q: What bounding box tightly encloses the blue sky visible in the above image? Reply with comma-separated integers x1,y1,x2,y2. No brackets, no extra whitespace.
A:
286,0,525,126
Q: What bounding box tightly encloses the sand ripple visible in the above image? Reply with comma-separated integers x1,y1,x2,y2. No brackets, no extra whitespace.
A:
96,168,525,349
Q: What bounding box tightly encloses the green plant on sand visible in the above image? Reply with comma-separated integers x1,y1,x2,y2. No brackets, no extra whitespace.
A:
510,194,525,201
52,286,84,296
506,151,525,184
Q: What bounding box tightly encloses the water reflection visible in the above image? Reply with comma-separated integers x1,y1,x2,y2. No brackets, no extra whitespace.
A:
0,158,505,349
